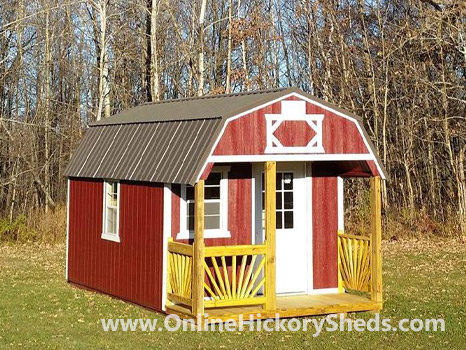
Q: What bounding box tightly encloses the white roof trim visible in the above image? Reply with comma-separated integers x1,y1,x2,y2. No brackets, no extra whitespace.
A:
196,92,386,181
208,154,374,162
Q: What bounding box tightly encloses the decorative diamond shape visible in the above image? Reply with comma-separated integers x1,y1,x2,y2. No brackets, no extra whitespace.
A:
273,120,317,148
264,100,325,154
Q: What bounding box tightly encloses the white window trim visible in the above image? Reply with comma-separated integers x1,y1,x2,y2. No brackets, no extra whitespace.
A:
176,166,231,239
101,180,121,243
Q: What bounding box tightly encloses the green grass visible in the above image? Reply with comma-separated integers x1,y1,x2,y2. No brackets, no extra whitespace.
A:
0,239,465,349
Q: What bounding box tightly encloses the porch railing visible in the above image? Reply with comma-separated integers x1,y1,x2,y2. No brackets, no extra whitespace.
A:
338,231,371,292
166,240,267,312
167,239,193,306
203,244,267,308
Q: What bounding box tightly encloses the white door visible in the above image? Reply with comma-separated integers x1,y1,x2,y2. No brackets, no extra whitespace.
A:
253,163,310,294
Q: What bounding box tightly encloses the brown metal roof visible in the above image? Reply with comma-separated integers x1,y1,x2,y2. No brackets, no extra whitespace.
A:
65,118,222,184
92,88,290,125
65,87,386,184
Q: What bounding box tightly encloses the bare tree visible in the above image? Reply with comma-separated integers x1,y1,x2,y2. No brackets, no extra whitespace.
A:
89,0,111,120
0,0,464,239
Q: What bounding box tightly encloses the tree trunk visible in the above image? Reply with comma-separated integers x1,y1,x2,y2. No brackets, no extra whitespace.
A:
225,0,233,94
94,0,110,120
197,0,207,96
150,0,160,100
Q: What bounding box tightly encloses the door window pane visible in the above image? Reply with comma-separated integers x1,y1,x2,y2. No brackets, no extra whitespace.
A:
276,212,283,229
276,173,283,190
284,191,293,209
284,211,293,229
276,192,282,209
283,173,293,190
261,171,294,229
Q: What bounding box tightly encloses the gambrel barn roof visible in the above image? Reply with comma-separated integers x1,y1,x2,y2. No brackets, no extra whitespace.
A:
65,87,386,184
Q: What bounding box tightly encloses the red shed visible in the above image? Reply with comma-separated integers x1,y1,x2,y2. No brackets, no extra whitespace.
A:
65,87,386,322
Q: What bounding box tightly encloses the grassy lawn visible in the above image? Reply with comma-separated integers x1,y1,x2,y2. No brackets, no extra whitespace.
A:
0,239,465,349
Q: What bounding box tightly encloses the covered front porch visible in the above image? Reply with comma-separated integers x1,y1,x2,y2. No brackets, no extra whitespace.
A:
164,161,383,323
167,293,380,323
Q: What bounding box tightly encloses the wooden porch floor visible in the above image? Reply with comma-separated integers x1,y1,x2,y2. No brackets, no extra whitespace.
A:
166,293,381,323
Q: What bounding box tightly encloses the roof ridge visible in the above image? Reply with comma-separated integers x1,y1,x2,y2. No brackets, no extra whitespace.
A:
141,87,289,106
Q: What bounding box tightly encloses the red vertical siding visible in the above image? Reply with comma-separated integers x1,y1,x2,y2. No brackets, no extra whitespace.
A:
312,172,338,289
171,163,252,246
220,163,252,246
68,178,164,311
213,96,370,156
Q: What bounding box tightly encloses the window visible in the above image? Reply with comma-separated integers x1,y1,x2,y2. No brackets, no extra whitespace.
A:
261,172,294,229
102,181,120,242
177,167,230,239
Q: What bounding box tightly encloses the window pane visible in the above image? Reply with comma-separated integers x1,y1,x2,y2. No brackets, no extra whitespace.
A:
187,215,194,231
107,191,113,206
284,191,293,209
106,182,118,207
188,202,194,216
276,192,282,209
106,207,116,234
276,211,282,229
276,173,282,190
205,202,220,216
262,173,286,192
106,182,112,195
205,215,220,230
206,172,221,185
283,173,293,190
284,211,293,228
262,173,283,190
205,187,220,199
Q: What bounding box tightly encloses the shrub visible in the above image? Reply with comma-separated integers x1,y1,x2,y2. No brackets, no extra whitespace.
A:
0,205,66,244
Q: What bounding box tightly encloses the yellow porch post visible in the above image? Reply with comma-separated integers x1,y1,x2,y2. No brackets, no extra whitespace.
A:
192,180,205,317
370,176,383,305
264,161,276,311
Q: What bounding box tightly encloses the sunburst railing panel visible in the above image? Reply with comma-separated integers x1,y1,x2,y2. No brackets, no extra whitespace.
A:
338,232,371,292
203,244,267,308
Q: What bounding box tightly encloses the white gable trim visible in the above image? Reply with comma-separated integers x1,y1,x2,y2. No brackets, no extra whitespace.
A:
196,92,386,182
209,154,374,162
289,93,385,179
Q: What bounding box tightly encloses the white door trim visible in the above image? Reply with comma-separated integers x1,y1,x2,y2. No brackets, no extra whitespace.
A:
306,163,313,293
251,162,313,294
252,163,261,246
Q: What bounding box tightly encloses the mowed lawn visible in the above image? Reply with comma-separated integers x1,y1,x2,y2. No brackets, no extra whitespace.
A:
0,239,465,349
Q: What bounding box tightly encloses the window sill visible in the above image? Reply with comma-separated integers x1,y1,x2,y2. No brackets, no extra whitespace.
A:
176,230,231,240
101,232,121,243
